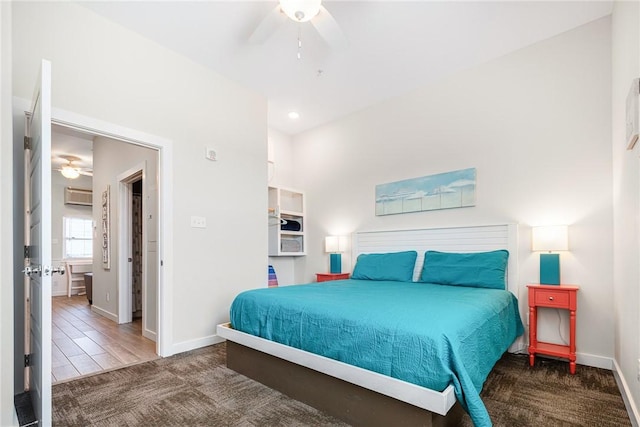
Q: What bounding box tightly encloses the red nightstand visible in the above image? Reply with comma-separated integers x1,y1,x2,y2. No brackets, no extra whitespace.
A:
527,284,579,374
316,273,350,282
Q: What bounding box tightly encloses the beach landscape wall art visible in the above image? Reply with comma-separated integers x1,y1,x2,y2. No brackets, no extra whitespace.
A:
375,168,476,216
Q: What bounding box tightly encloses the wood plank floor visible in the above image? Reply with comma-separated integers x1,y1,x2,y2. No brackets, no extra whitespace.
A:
52,295,157,384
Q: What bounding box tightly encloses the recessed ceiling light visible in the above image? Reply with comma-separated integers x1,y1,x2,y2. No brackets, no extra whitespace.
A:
288,111,300,120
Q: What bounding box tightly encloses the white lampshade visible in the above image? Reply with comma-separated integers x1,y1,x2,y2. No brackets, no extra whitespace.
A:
61,166,80,179
279,0,322,22
532,225,569,252
325,235,347,253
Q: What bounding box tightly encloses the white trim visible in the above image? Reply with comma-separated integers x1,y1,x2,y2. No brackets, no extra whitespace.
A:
613,359,640,427
217,323,457,416
172,334,225,355
116,163,145,327
90,305,118,323
14,97,174,357
575,352,613,370
144,330,157,342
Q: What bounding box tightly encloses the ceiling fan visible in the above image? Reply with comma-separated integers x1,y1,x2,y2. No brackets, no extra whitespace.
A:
55,155,93,179
249,0,347,50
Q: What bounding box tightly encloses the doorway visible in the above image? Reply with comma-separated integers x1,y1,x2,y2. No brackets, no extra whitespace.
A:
46,111,173,358
131,178,143,321
117,163,155,341
49,128,160,382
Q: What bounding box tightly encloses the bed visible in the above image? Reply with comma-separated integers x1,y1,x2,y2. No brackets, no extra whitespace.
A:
217,224,524,427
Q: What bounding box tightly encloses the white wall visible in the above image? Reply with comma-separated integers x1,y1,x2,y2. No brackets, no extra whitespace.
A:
11,2,267,356
612,0,640,419
0,0,17,424
91,136,158,337
293,18,613,364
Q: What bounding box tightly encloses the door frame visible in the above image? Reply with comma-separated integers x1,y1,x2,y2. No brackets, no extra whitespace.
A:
42,103,174,356
116,165,147,331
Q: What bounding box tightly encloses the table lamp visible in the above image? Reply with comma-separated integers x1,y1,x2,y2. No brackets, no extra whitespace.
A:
325,236,347,274
532,225,569,285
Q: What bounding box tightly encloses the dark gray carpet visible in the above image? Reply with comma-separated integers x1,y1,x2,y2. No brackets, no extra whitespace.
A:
52,343,631,426
460,354,631,426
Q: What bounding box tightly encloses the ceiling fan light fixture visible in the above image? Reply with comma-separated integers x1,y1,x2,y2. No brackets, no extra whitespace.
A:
279,0,321,23
61,166,80,179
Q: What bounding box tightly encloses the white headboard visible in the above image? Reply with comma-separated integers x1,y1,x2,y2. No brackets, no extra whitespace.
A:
352,224,519,295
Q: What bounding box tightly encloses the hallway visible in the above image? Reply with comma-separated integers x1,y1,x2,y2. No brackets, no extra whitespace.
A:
52,295,157,383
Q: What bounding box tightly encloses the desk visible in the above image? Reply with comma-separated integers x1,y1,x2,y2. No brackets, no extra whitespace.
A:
527,284,579,374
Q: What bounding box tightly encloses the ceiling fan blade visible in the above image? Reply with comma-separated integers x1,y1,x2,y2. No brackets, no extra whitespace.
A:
311,6,347,49
249,5,287,44
78,170,93,177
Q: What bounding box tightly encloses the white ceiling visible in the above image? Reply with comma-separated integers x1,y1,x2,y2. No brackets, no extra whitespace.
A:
52,125,94,172
79,1,612,136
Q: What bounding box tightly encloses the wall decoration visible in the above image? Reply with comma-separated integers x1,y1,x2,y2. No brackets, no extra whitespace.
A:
101,185,111,270
626,77,639,150
375,168,476,216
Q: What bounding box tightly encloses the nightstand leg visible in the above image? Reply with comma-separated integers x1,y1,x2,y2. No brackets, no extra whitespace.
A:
569,309,577,374
528,306,537,367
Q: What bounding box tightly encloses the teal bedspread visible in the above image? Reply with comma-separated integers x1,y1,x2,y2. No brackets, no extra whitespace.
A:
230,280,523,426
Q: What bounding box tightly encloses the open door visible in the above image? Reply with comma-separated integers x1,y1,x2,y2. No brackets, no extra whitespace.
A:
23,59,55,426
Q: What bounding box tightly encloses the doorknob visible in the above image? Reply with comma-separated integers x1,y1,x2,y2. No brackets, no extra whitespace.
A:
45,265,66,276
22,266,41,277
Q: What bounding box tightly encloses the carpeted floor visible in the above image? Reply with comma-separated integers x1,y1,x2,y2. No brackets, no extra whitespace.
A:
52,343,631,426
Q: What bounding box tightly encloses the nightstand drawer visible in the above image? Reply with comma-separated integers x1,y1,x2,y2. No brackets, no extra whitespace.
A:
534,289,569,308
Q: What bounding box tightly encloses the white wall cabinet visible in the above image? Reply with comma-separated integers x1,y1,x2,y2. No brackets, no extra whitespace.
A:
268,186,305,256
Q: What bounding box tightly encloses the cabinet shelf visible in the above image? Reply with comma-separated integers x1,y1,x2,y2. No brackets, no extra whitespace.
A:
269,186,306,257
280,209,303,216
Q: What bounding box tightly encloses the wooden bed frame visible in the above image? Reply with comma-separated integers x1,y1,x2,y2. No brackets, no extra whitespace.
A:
216,224,520,426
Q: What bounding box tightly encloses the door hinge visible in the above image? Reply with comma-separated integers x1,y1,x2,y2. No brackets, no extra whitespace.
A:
24,245,32,259
24,136,32,150
24,354,31,367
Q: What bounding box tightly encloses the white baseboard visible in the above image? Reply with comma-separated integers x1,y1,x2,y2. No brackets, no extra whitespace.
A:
613,359,640,427
52,291,84,297
143,328,157,342
90,305,118,322
171,334,225,355
576,352,613,370
523,349,613,370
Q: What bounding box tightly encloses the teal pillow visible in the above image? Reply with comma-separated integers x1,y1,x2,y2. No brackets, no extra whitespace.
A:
420,250,509,289
352,251,418,282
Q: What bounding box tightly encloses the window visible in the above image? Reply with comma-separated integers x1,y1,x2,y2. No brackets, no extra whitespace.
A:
63,217,93,259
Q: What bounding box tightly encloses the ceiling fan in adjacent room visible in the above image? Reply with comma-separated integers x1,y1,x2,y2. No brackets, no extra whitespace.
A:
55,155,93,179
249,0,347,50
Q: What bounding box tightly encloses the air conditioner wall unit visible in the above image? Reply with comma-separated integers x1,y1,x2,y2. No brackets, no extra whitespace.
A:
64,187,92,206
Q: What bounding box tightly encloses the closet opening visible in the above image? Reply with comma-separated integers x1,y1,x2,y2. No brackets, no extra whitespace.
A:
131,178,143,321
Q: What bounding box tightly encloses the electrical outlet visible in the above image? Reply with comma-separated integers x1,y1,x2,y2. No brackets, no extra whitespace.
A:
106,292,110,302
190,216,207,228
205,147,217,161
